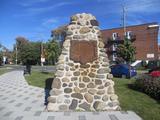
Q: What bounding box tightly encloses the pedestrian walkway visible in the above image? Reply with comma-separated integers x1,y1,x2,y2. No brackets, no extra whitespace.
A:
0,71,142,120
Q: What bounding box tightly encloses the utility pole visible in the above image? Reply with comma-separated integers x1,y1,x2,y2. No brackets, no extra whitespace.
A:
122,5,126,36
15,43,17,65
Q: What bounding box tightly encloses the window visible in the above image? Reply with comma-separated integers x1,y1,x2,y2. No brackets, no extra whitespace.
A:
112,33,118,40
125,31,132,39
112,53,117,61
112,43,118,51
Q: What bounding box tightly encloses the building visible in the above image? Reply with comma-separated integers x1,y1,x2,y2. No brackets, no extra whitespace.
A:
101,22,159,63
158,45,160,59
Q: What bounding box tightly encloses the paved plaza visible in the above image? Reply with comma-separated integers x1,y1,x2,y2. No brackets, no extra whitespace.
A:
0,71,142,120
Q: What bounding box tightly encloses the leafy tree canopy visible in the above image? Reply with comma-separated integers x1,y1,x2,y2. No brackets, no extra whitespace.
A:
116,38,136,63
45,39,61,65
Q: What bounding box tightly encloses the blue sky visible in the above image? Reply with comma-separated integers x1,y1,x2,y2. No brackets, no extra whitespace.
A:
0,0,160,50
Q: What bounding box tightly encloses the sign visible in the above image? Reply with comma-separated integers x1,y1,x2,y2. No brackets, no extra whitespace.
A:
147,54,154,58
41,57,45,62
70,40,97,64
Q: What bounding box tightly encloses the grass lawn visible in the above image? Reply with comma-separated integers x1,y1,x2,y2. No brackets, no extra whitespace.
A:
0,67,11,75
114,77,160,120
25,71,54,88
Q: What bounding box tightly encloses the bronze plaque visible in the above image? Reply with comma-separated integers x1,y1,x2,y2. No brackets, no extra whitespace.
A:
70,40,97,64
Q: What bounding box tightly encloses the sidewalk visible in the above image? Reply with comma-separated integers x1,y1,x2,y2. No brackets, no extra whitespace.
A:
0,71,142,120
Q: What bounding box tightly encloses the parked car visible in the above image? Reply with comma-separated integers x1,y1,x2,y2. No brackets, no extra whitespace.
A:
148,67,160,77
110,64,137,78
150,71,160,77
147,60,160,70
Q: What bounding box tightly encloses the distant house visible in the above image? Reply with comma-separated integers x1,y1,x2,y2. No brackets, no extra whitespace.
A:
101,22,159,63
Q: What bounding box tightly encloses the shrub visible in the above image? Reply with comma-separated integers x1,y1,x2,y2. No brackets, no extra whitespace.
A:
134,74,160,100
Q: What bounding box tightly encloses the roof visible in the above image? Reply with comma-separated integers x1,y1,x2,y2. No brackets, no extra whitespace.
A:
101,22,159,31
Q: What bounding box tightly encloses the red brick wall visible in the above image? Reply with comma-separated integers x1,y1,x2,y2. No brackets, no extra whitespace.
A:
101,23,159,61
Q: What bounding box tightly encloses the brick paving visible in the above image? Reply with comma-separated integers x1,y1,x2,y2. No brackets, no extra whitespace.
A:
0,71,142,120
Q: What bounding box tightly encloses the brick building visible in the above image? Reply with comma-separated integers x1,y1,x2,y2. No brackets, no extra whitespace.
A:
101,22,159,63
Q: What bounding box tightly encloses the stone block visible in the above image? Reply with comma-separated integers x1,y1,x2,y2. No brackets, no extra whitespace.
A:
83,77,90,82
62,83,67,87
90,20,99,26
50,89,62,96
47,96,56,103
110,95,118,101
107,74,113,79
73,71,80,76
88,88,97,95
79,102,91,111
74,87,80,93
96,75,105,79
79,83,85,88
59,105,68,111
64,88,72,93
95,79,102,85
97,90,105,95
84,93,93,103
69,99,78,110
80,88,87,93
55,71,64,77
102,95,108,101
87,83,95,88
71,77,78,81
93,101,106,111
79,27,90,34
88,72,96,78
71,93,83,99
81,71,88,76
52,78,61,89
62,77,70,82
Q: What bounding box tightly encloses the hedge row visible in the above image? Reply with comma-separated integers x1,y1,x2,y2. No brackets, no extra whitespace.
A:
134,74,160,100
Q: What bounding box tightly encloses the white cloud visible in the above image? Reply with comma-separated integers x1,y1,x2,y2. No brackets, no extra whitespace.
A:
125,0,160,13
19,0,50,7
27,2,73,15
42,18,59,27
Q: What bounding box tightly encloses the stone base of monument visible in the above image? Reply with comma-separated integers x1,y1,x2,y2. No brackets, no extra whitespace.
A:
47,13,120,112
39,111,142,120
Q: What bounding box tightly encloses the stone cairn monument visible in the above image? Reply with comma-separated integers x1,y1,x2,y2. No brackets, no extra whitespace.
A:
47,13,120,111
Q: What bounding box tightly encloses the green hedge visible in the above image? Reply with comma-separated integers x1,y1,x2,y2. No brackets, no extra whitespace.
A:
134,74,160,100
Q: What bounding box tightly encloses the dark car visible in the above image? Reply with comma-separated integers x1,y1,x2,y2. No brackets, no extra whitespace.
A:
110,64,137,78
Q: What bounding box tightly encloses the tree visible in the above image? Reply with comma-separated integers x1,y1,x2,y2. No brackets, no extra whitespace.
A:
0,44,3,65
13,36,41,65
51,25,67,44
13,36,29,64
20,42,41,65
0,51,2,65
45,39,61,65
116,38,136,63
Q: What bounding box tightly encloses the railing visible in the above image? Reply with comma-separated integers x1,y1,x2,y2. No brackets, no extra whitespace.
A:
107,37,124,44
108,45,117,52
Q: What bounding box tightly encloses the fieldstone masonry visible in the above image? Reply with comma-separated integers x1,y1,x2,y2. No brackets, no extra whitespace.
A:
47,13,120,111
